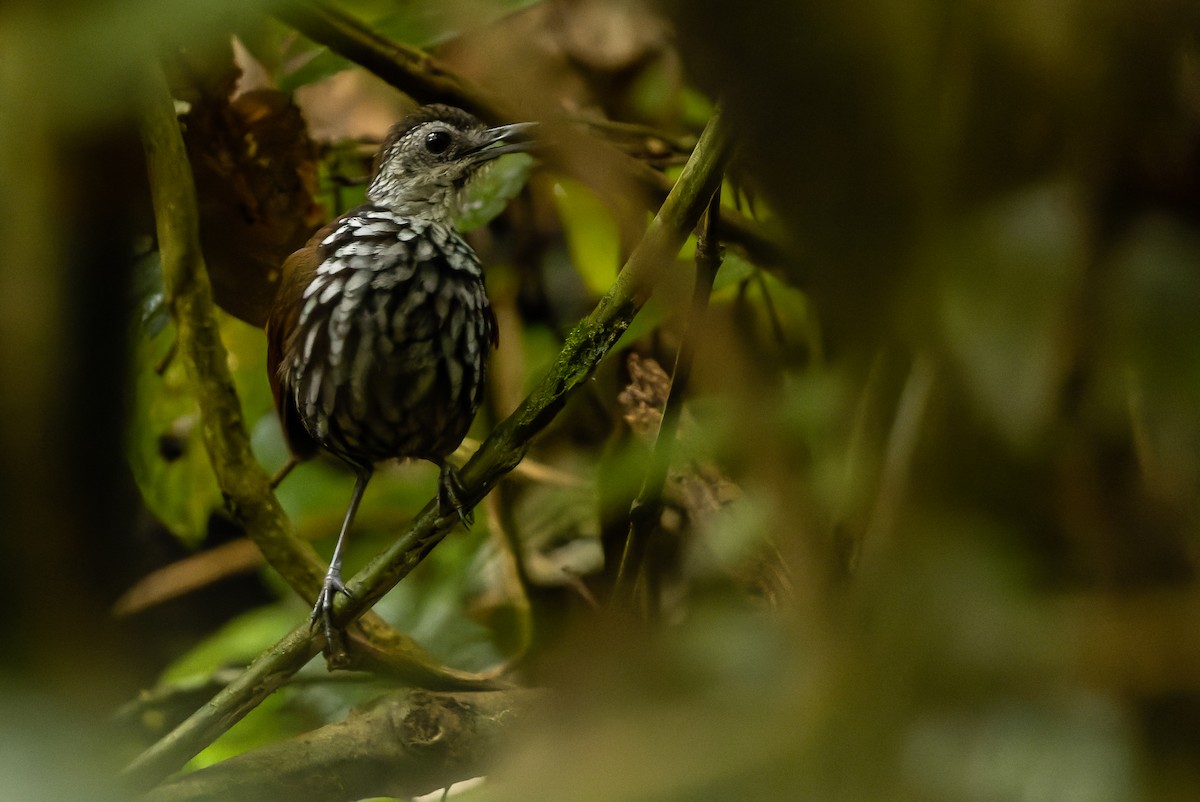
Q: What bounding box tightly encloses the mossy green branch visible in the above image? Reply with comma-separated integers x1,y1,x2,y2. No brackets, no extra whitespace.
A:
124,104,732,791
141,64,323,592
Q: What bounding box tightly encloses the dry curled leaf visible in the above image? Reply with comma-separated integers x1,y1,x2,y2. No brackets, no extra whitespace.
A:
617,352,672,438
172,44,325,327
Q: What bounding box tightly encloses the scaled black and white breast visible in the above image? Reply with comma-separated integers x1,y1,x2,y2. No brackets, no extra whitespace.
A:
281,206,496,468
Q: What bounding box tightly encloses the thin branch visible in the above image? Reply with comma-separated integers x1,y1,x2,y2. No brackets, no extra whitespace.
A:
124,103,732,792
140,62,503,682
114,448,582,616
273,0,508,121
634,161,794,273
615,187,725,609
142,689,535,802
142,62,322,597
114,668,380,733
567,112,699,156
853,353,937,576
452,438,586,487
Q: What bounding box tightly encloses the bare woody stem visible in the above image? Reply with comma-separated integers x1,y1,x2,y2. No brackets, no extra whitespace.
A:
274,0,508,120
615,187,724,609
141,63,323,595
124,98,732,792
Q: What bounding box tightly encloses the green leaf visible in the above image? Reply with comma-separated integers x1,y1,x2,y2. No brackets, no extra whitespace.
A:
131,246,170,337
681,87,717,130
126,325,223,548
277,48,353,94
162,604,298,684
710,247,756,294
455,152,535,233
711,260,818,362
551,178,621,295
314,142,371,223
187,692,309,771
614,289,672,349
374,0,545,49
220,313,276,432
126,304,271,548
372,5,460,49
369,506,505,672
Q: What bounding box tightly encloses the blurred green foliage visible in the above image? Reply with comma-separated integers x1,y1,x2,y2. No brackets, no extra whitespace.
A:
249,0,544,93
551,178,622,295
5,0,1200,799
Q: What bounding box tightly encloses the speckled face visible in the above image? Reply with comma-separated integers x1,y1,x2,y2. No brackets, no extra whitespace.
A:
366,105,534,222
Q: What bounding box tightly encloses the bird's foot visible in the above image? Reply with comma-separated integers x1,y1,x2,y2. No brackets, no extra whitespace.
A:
437,463,475,527
310,570,353,647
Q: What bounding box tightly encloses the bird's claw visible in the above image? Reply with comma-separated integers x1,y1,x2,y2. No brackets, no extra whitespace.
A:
310,572,353,647
437,465,475,527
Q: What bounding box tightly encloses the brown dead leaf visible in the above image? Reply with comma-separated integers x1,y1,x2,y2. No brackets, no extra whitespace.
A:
171,44,324,327
617,352,672,438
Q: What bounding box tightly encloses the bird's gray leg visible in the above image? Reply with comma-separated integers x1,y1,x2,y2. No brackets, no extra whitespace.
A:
312,468,371,644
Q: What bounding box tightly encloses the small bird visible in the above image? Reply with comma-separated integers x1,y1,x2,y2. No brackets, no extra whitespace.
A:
266,104,535,640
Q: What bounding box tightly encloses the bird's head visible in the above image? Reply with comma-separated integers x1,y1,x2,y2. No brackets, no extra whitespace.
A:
366,104,536,222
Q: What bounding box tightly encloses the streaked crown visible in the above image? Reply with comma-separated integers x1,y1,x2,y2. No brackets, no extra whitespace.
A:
367,104,534,223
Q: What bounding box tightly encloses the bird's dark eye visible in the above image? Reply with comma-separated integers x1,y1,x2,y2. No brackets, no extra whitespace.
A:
424,130,452,154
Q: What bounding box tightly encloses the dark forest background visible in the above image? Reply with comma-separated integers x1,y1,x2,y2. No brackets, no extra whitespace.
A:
3,1,1200,800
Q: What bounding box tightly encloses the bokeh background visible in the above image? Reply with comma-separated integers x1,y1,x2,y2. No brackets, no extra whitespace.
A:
3,0,1200,799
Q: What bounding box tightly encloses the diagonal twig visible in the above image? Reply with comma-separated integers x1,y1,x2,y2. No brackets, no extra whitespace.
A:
615,186,725,610
274,0,507,120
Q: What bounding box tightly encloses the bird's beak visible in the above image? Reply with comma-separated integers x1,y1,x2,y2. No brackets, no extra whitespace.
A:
472,122,538,161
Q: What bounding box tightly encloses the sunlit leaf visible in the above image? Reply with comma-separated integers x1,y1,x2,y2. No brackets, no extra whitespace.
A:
277,48,353,94
187,692,308,771
710,261,818,363
126,326,223,548
126,306,272,548
681,86,716,130
614,288,672,349
551,178,621,296
375,0,545,48
455,152,535,233
220,313,274,425
162,603,299,683
710,249,757,294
